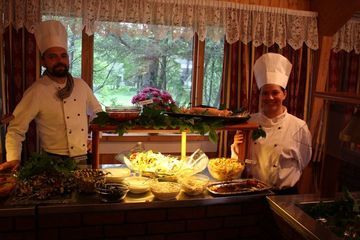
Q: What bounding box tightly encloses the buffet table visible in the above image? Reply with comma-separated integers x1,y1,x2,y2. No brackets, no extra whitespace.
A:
90,121,259,169
0,174,277,240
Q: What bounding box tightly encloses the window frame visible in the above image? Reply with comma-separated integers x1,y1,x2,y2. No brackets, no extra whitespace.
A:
81,30,208,107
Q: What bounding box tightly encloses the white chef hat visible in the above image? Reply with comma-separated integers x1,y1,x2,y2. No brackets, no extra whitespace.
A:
34,20,68,55
253,53,292,89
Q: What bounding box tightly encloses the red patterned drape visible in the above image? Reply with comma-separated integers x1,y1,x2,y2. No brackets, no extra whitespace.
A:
328,50,359,93
2,26,38,163
218,42,315,157
328,50,360,135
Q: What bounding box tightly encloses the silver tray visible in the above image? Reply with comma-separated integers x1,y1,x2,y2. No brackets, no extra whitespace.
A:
206,178,271,195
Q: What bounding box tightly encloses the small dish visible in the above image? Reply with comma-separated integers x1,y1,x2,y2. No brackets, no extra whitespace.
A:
97,183,129,202
124,176,151,194
150,181,181,200
104,168,131,183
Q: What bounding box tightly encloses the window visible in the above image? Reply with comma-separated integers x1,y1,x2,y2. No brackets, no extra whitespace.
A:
42,17,224,109
93,23,193,107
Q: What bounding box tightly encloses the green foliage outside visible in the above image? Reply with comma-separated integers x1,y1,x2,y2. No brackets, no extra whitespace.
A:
203,38,224,107
43,17,225,109
92,23,224,108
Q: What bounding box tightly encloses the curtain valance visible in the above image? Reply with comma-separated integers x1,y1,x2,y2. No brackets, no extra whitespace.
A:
332,18,360,54
1,0,319,50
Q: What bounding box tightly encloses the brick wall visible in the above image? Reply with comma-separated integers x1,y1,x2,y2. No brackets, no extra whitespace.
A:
0,198,283,240
0,214,36,240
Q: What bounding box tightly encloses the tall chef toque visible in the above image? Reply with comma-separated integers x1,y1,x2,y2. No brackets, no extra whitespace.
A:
34,20,68,54
253,53,292,89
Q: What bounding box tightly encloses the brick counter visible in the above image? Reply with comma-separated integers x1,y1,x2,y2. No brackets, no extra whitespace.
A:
0,190,283,240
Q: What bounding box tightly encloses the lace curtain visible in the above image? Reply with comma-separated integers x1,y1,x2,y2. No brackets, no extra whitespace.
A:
332,18,360,54
1,0,318,50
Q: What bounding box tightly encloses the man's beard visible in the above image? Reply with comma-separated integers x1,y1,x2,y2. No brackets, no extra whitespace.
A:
48,63,69,77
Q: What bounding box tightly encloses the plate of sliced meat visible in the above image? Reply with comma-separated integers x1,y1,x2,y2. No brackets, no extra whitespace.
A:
206,178,271,195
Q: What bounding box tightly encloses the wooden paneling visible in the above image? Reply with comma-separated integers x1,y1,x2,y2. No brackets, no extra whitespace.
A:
220,0,310,10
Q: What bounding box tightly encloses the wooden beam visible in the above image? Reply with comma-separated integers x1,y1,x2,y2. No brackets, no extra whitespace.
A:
191,35,205,106
309,36,333,134
311,0,360,36
81,29,94,88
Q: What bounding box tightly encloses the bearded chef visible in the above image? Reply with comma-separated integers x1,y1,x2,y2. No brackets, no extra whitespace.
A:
231,53,312,194
0,20,102,171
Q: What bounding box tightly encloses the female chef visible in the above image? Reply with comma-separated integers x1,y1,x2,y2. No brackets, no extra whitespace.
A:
231,53,312,194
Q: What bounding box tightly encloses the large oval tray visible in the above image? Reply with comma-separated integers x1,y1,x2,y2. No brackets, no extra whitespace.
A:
206,178,271,195
165,112,250,124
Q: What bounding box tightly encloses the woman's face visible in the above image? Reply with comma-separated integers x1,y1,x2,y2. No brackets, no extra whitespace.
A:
259,84,286,118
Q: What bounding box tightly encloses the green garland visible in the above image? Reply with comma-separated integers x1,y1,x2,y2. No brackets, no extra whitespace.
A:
92,109,223,143
92,108,265,143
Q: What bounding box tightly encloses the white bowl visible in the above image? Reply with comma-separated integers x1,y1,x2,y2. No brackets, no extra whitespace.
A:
150,181,181,200
124,176,151,194
104,168,131,183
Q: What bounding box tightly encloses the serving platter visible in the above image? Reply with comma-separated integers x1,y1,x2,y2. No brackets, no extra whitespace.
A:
206,178,271,195
165,112,250,124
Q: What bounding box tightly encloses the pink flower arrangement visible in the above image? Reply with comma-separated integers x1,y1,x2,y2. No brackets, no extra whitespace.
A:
131,87,176,111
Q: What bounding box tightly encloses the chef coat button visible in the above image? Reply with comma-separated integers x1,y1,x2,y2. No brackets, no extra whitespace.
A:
70,146,74,149
274,144,278,147
74,98,77,101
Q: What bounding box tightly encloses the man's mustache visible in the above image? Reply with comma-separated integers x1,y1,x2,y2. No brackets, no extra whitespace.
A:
53,63,68,69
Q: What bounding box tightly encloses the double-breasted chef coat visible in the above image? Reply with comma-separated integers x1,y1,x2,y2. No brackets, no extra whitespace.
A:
6,75,102,161
232,108,312,190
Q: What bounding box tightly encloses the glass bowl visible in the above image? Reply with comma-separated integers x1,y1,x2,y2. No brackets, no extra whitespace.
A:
96,183,129,202
208,158,245,181
106,106,141,122
178,174,209,196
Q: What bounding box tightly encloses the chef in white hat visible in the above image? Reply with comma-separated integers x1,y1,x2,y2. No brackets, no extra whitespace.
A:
1,20,102,171
231,53,312,194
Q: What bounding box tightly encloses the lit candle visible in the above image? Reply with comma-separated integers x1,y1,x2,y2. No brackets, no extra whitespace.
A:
181,131,187,160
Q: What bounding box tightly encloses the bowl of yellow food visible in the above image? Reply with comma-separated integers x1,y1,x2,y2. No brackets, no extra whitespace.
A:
178,174,209,196
208,158,245,181
150,180,181,200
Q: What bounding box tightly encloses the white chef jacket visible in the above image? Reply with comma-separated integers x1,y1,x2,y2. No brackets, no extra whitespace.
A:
231,108,312,190
6,75,102,161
